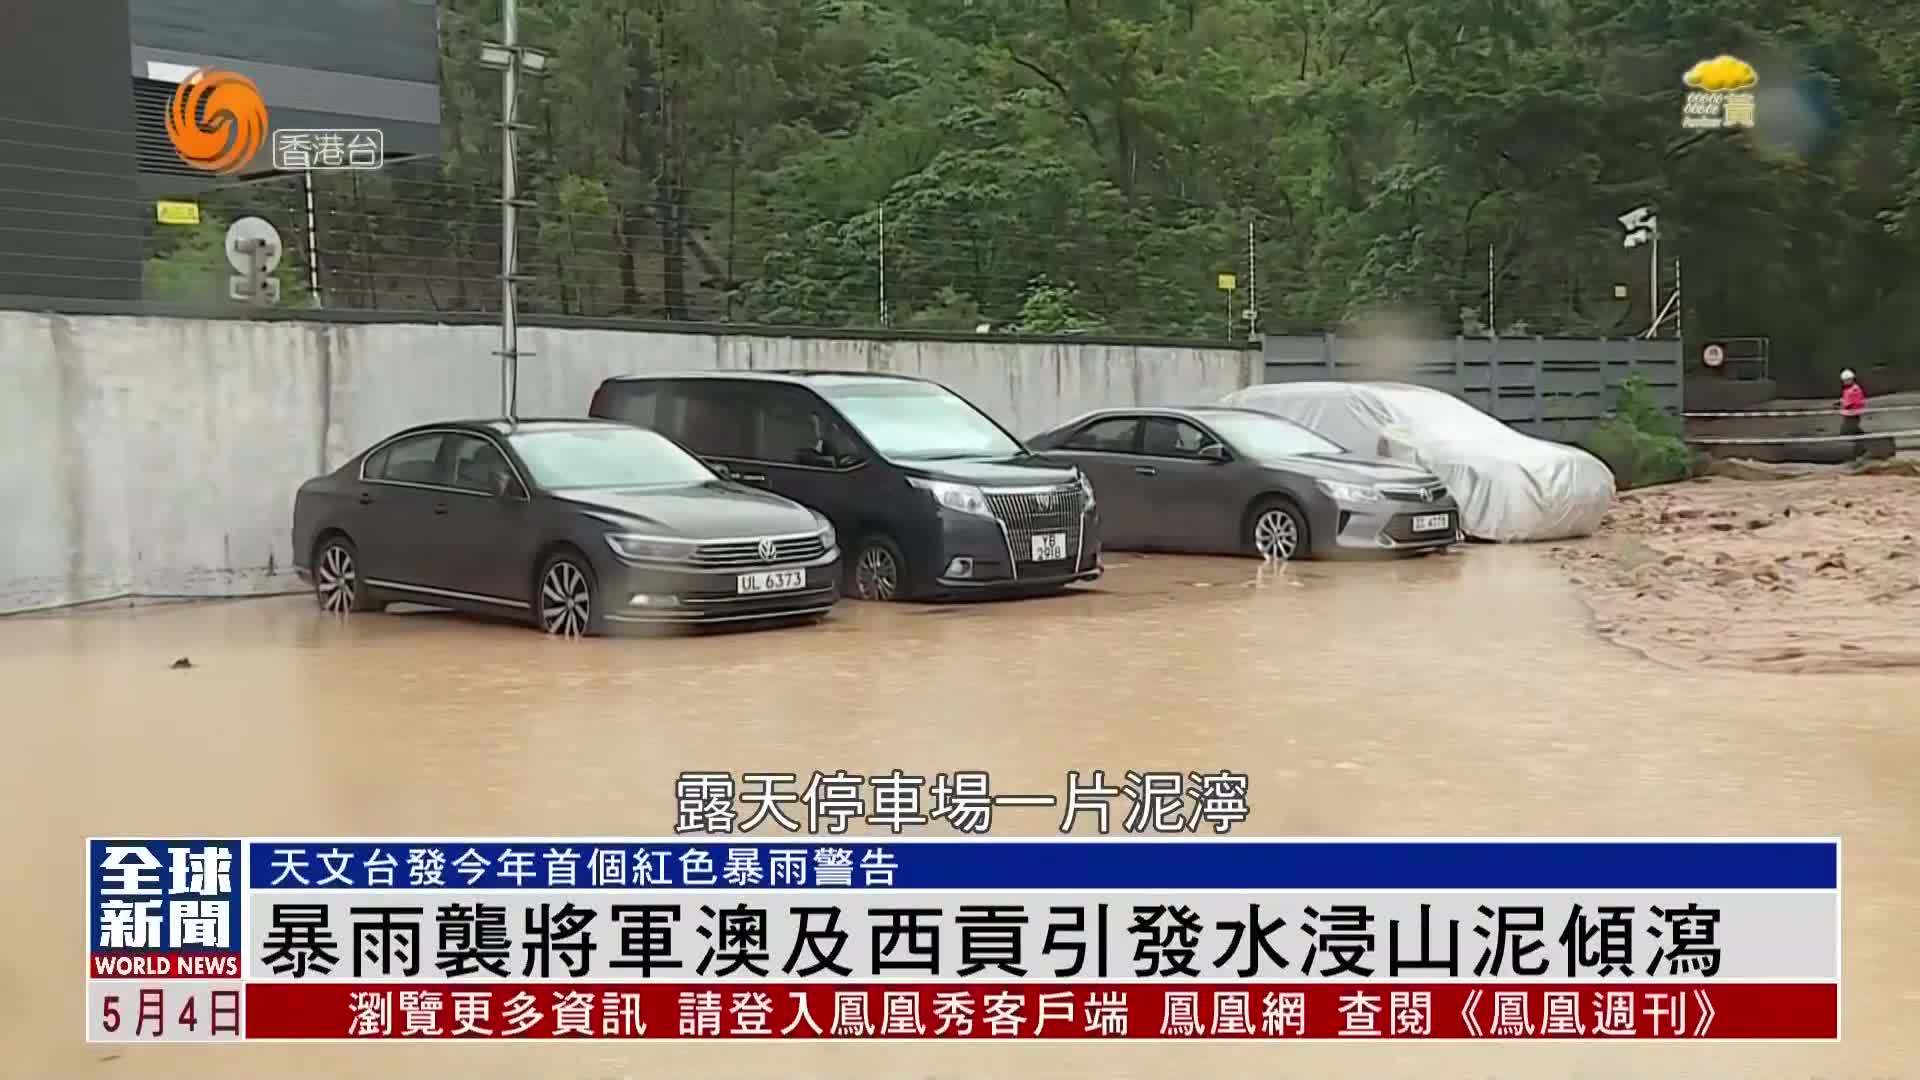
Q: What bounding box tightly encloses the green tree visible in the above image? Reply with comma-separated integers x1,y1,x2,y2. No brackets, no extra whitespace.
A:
255,0,1920,384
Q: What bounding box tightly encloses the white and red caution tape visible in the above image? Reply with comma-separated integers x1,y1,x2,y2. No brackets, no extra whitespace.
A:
1685,426,1920,445
1684,403,1920,418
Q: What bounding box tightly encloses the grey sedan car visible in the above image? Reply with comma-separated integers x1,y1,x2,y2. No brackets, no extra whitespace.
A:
1027,406,1461,559
292,419,841,635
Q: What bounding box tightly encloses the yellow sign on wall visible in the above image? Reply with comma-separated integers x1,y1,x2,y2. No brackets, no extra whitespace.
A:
155,201,201,226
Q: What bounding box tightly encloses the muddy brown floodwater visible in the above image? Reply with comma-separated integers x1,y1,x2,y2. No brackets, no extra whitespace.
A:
2,549,1916,1078
1555,469,1920,672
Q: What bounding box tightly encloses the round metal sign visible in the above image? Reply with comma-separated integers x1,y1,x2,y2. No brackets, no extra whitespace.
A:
224,216,284,273
1702,343,1725,368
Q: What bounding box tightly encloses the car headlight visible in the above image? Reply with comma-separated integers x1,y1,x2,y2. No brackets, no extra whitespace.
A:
605,533,698,563
908,477,993,517
814,516,837,551
1316,479,1381,503
1074,469,1096,507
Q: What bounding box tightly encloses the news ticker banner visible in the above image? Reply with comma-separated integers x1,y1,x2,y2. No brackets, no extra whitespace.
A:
87,837,1839,1042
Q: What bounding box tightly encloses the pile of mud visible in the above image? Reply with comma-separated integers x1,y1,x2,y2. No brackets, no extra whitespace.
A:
1552,469,1920,672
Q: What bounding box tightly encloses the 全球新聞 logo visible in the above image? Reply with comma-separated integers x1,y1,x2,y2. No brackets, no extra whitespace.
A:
165,68,268,174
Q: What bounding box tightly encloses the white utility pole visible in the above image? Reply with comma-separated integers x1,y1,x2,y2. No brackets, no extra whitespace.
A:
497,0,520,417
479,2,551,419
1649,227,1658,330
1487,242,1495,331
878,204,888,328
1246,221,1257,341
1619,206,1669,336
302,172,321,306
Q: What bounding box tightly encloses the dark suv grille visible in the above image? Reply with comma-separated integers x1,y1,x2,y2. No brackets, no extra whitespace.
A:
1380,483,1449,503
984,485,1087,572
691,534,827,568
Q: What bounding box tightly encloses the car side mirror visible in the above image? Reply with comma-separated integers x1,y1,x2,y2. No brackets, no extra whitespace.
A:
823,435,864,468
1198,443,1228,461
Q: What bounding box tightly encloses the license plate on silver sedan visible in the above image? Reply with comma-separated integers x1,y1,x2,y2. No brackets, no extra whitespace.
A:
1412,513,1452,533
1030,532,1068,561
737,569,806,594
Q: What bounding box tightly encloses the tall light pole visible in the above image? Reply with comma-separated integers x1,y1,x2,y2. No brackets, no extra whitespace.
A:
478,4,551,420
1619,206,1665,336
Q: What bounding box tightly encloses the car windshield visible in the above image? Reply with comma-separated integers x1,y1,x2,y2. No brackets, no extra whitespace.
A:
815,381,1024,460
1202,411,1347,458
508,427,714,489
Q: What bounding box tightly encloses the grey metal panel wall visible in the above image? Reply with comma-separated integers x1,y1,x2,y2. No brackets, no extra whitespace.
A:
0,0,143,302
128,0,438,83
1261,335,1684,442
124,0,443,180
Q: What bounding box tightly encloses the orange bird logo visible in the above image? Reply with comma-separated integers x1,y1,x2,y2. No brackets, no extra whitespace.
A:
165,68,268,174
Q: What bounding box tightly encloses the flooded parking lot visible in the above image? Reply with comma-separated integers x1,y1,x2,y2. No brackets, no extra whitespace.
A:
4,547,1916,1077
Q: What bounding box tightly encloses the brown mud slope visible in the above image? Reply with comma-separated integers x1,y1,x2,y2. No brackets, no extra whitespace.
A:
1552,463,1920,672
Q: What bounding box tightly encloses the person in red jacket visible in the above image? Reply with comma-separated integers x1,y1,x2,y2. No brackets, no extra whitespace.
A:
1839,369,1867,457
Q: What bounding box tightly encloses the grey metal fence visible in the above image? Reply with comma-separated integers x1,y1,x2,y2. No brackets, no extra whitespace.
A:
1262,334,1684,442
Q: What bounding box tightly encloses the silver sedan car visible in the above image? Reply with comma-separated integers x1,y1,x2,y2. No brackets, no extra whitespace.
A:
1028,406,1461,559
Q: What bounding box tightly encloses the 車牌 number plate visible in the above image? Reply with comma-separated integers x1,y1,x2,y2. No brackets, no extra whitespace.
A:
1030,532,1068,561
1412,513,1451,533
737,569,806,594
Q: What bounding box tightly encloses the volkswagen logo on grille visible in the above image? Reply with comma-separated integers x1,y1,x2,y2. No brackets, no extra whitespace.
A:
1035,491,1055,510
757,538,778,562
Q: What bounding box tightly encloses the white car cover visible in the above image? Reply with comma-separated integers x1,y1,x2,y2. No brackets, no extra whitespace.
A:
1220,381,1615,542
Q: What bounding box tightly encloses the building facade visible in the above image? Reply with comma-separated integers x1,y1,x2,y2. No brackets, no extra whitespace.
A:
0,0,440,302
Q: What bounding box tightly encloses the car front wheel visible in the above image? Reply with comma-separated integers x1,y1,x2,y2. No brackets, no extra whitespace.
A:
314,536,378,614
847,536,907,601
1248,499,1309,561
536,551,602,637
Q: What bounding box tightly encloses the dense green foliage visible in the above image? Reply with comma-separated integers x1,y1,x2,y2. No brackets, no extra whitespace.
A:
1583,374,1693,487
154,0,1920,385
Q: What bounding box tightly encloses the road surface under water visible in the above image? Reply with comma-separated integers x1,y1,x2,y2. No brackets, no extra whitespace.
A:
2,548,1914,1078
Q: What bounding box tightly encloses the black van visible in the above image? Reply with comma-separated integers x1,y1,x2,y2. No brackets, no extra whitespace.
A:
589,371,1102,601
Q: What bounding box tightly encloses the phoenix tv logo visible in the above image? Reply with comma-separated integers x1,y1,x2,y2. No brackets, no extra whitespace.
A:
164,69,268,174
163,66,384,173
1681,54,1758,130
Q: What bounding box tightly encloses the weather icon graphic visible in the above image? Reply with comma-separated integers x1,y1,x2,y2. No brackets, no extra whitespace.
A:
1683,55,1758,93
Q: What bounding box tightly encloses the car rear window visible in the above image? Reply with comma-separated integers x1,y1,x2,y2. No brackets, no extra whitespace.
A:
592,381,659,426
365,433,444,484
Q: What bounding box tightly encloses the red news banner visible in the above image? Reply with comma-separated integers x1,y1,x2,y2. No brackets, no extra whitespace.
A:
243,983,1835,1040
86,838,1842,1042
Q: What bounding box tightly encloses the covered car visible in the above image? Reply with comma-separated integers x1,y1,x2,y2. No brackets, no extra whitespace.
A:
1218,381,1614,542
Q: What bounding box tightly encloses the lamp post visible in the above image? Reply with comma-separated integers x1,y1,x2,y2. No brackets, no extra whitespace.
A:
477,2,551,420
1618,206,1667,337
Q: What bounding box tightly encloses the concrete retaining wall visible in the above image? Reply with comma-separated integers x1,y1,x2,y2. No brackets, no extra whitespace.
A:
0,311,1258,613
